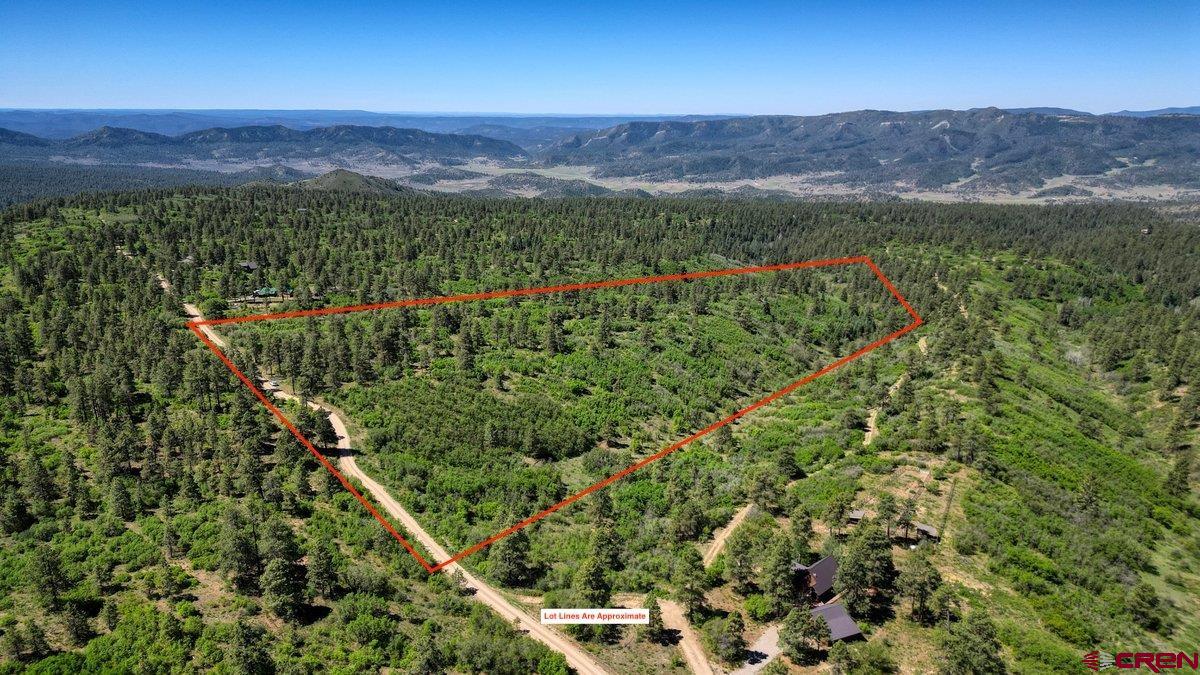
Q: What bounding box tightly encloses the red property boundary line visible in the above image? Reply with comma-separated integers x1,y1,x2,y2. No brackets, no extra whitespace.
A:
187,255,922,573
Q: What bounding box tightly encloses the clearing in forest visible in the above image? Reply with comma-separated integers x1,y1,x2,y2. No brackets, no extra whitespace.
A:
187,256,923,573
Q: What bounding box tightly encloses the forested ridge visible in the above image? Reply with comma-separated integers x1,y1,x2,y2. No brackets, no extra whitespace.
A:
0,187,1196,672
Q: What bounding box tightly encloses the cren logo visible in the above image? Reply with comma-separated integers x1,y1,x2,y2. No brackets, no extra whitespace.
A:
1084,651,1116,672
1085,651,1200,672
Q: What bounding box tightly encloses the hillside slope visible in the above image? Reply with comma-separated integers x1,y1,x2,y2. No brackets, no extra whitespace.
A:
540,108,1200,192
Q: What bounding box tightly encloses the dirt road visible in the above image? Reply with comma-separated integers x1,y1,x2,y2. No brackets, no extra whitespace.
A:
703,503,754,567
177,292,610,675
156,273,227,348
660,599,716,675
863,373,907,446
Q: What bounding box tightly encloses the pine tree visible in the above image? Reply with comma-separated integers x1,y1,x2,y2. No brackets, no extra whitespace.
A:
931,583,961,630
489,527,532,586
829,640,854,674
899,549,942,623
940,610,1006,675
23,622,50,661
780,608,827,665
760,537,796,617
162,514,178,558
790,508,814,557
1165,452,1192,498
59,448,83,510
306,539,338,599
20,454,55,516
823,493,853,537
0,492,30,534
220,507,261,592
672,546,707,618
27,544,66,609
260,518,302,564
709,611,747,664
229,619,273,673
455,326,476,374
642,591,667,644
261,557,305,621
725,526,755,594
596,309,613,348
108,478,134,521
835,522,895,618
544,313,566,356
63,601,92,646
1129,581,1162,631
574,554,611,608
876,494,897,538
895,497,916,540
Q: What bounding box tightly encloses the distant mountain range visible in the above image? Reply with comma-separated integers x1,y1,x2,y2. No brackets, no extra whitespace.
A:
0,124,527,168
540,108,1200,193
1005,106,1200,117
1106,106,1200,118
2,106,1198,203
0,109,730,146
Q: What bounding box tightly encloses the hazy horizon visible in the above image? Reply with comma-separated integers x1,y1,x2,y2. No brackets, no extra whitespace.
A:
2,104,1196,118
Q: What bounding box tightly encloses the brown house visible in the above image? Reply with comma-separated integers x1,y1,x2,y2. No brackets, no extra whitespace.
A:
811,603,863,642
791,555,838,601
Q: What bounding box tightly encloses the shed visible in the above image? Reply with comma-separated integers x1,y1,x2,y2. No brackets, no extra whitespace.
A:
847,509,866,524
238,260,259,272
914,523,940,541
811,603,863,642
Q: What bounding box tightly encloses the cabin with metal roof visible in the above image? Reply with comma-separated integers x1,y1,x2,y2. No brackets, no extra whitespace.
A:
791,555,838,600
811,603,863,642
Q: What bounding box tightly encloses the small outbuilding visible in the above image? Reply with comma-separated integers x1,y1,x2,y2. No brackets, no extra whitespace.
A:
238,260,259,272
914,523,940,541
846,509,866,524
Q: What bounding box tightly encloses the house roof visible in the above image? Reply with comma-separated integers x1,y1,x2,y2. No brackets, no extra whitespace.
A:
915,523,940,538
791,555,838,597
847,509,866,520
811,603,863,641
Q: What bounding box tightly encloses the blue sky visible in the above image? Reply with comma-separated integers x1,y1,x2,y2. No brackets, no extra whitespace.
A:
1,0,1196,114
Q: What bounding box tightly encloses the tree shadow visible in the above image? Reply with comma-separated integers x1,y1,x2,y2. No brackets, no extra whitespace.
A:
296,603,332,626
742,648,770,666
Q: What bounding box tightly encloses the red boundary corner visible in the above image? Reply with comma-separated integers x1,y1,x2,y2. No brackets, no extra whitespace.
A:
187,256,923,573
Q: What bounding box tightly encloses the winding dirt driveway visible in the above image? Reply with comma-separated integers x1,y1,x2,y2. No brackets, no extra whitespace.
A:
703,503,754,567
864,373,907,446
167,280,610,675
659,599,716,675
156,274,227,348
